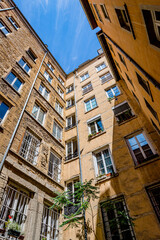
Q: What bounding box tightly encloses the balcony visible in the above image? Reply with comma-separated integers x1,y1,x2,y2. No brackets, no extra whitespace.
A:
65,123,76,131
65,152,78,161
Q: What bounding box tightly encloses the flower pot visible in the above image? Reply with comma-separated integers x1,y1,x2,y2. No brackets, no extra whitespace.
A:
8,229,21,237
106,173,112,177
19,235,24,240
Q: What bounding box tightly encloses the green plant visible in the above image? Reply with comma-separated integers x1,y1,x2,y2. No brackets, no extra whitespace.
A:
108,97,114,102
8,221,21,232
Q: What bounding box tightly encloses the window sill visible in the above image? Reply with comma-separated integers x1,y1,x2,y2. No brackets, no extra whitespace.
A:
95,172,119,185
64,156,79,164
66,105,75,110
134,155,160,169
96,66,107,73
85,105,98,114
2,78,21,96
66,90,73,94
88,130,106,141
118,115,137,126
26,51,36,64
16,62,30,77
65,125,76,131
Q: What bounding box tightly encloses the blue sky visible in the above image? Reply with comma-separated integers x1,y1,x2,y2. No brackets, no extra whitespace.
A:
14,0,101,73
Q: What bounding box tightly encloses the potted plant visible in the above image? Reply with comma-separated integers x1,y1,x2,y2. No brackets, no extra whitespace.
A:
19,233,25,239
106,172,112,177
8,221,21,237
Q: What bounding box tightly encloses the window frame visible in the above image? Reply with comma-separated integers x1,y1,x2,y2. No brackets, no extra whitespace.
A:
5,71,23,92
84,97,98,112
48,151,61,182
57,86,64,99
0,100,10,124
115,7,131,32
93,3,103,23
95,62,107,72
105,85,121,98
100,4,110,21
80,72,90,82
18,57,31,74
38,83,50,100
112,101,135,124
32,103,46,125
100,71,113,84
26,48,37,62
47,61,54,72
126,131,156,166
44,70,52,83
8,16,19,30
55,100,63,117
53,121,63,141
87,115,103,135
82,82,93,94
0,19,10,35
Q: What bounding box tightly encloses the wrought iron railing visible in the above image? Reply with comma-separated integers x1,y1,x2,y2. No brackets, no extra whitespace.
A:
65,152,78,161
65,123,76,131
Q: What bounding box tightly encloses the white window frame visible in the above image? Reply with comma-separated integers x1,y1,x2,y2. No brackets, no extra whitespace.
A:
105,85,121,98
67,84,74,93
66,98,74,108
0,20,10,35
87,115,103,134
100,71,113,84
57,86,64,99
40,205,59,240
58,76,64,86
126,131,156,165
18,58,31,73
0,100,9,124
93,147,115,177
32,103,46,125
84,97,97,112
5,72,23,92
47,62,54,72
38,83,50,100
55,101,63,117
66,179,79,203
8,16,19,30
82,82,92,94
95,62,106,72
44,70,52,83
151,10,160,41
53,121,62,141
48,151,61,182
80,72,89,82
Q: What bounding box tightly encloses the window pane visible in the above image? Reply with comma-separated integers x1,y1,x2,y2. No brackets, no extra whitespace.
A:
113,86,120,96
86,101,91,111
96,119,103,131
24,64,30,73
106,89,113,98
19,58,25,67
39,84,43,94
91,98,97,108
2,27,9,35
90,122,96,134
32,105,38,119
0,102,9,120
6,72,16,84
38,108,45,124
13,78,22,91
96,152,105,175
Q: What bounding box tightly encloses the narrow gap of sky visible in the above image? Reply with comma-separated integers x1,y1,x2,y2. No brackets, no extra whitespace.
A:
14,0,101,74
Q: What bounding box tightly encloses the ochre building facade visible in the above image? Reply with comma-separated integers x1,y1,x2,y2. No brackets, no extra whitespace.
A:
0,0,160,240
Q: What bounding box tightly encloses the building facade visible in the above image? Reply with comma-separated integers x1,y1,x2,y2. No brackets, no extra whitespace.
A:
0,0,160,240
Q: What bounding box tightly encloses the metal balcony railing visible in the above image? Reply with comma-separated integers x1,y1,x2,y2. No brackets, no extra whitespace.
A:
82,86,93,95
66,104,75,109
65,123,76,131
65,152,78,161
64,204,81,216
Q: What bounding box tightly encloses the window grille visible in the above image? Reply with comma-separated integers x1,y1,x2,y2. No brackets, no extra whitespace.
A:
101,197,135,240
0,185,30,239
19,130,40,164
147,184,160,222
100,72,113,84
48,152,61,182
40,205,59,240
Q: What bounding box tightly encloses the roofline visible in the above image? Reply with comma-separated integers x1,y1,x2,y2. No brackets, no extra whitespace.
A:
67,52,105,76
79,0,97,30
7,0,67,78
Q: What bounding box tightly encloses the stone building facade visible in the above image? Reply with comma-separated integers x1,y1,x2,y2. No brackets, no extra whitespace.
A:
0,0,160,240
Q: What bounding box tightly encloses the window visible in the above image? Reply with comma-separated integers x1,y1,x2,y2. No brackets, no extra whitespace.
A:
64,180,80,216
115,60,122,72
8,16,19,30
80,72,89,81
40,205,59,240
58,76,64,86
94,148,114,176
126,132,156,165
151,119,160,134
0,20,10,35
118,52,127,68
19,130,40,164
90,3,98,21
53,121,62,141
100,4,110,20
144,99,159,122
44,71,52,83
88,115,103,135
66,140,78,161
38,83,50,100
18,58,31,73
101,197,135,240
85,97,97,112
55,101,63,117
82,82,93,94
48,152,61,182
100,72,113,84
108,43,115,55
106,86,120,98
147,184,160,222
96,62,106,72
125,73,134,88
57,86,64,99
66,98,75,108
66,115,76,130
115,8,131,31
132,91,140,104
0,185,30,238
142,9,160,48
66,84,74,93
93,4,103,22
47,62,54,72
26,48,37,61
5,72,23,92
112,101,134,124
0,101,9,123
136,72,151,96
32,103,45,125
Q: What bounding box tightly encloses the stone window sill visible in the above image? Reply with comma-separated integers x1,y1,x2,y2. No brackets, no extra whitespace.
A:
85,105,98,114
95,172,119,185
88,130,106,141
64,156,79,164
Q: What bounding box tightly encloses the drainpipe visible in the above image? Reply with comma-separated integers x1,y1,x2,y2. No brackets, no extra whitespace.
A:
73,71,87,240
0,7,15,12
0,50,48,173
